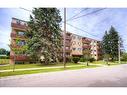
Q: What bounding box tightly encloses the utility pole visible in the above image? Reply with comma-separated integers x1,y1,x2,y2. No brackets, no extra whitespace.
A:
118,39,121,64
63,8,66,68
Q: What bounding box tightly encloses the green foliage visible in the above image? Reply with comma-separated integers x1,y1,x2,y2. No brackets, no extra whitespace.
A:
26,8,62,64
0,48,10,56
89,58,95,63
80,57,86,62
102,26,123,61
0,56,9,59
72,57,80,63
121,53,127,61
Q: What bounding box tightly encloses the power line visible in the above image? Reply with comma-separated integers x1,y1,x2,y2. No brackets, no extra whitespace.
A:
66,23,101,40
67,8,106,21
20,7,32,12
20,7,102,40
66,8,89,21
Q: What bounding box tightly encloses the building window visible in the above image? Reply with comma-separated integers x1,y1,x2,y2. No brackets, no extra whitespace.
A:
66,47,69,49
78,42,81,46
77,36,81,40
73,36,76,39
17,31,25,36
72,41,76,45
16,20,21,25
72,48,76,50
77,48,82,51
17,40,26,46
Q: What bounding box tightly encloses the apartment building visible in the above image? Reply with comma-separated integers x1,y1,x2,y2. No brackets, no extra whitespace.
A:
10,18,28,64
63,33,102,60
10,18,102,64
70,34,83,56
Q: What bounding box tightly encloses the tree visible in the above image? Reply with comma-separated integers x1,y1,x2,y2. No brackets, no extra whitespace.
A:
102,26,123,63
26,8,62,65
83,48,91,66
121,52,127,61
0,48,6,55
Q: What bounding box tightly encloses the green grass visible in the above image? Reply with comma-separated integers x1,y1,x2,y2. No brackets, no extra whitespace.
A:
92,60,127,65
0,59,9,65
0,65,98,77
0,63,82,70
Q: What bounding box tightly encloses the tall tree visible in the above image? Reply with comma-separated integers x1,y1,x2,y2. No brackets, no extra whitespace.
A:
102,26,123,62
0,48,6,55
26,8,62,64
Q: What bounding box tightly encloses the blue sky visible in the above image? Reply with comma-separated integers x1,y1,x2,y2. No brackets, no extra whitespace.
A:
0,8,127,51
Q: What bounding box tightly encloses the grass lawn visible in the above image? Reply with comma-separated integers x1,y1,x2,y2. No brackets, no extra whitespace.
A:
0,59,9,65
0,65,98,77
0,63,84,70
92,60,127,65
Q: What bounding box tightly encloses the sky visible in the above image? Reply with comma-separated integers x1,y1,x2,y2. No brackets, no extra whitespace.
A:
0,8,127,51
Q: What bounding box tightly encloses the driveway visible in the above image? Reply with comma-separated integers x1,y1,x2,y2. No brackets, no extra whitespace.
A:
1,64,127,87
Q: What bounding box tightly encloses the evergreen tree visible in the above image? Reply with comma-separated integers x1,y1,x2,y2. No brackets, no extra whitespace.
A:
26,8,62,64
102,26,123,62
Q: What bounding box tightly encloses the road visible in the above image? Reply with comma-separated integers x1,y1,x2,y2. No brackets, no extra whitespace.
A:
1,64,127,87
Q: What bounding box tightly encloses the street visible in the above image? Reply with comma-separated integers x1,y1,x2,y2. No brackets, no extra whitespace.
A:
1,64,127,87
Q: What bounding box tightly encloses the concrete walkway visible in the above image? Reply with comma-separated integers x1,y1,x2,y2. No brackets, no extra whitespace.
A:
0,64,90,72
1,64,127,87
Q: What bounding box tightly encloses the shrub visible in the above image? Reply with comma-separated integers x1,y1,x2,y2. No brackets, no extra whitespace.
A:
0,56,9,59
80,57,86,62
89,58,95,63
121,53,127,61
72,57,80,63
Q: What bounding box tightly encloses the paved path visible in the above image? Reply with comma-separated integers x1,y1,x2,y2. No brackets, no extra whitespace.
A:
0,63,103,72
0,64,87,72
1,64,127,87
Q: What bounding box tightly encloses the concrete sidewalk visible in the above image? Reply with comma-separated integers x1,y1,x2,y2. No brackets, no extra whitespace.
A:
0,64,88,72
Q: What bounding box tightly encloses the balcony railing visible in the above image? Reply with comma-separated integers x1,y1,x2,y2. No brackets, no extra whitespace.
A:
66,36,71,40
11,23,27,30
65,49,71,52
82,45,91,49
65,42,71,46
10,44,23,48
10,54,28,61
11,32,26,39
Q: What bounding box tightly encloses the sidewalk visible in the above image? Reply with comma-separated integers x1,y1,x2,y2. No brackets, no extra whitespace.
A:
0,64,87,73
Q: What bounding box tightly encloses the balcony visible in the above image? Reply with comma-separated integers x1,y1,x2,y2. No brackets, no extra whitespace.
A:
83,45,91,49
11,32,26,39
10,54,28,61
10,43,24,48
82,39,91,44
66,36,71,40
65,49,71,52
65,42,71,46
11,22,27,30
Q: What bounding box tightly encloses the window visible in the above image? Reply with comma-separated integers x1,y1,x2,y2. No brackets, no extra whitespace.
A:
72,41,76,45
17,32,25,36
73,36,76,39
77,48,82,51
16,20,21,25
66,47,69,49
78,42,81,46
17,40,26,46
72,48,76,50
77,36,81,40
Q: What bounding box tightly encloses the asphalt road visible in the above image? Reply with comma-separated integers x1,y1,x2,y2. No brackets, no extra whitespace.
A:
1,64,127,87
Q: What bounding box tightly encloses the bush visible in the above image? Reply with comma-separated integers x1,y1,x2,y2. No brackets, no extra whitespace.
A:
89,58,95,63
72,57,80,63
80,57,86,62
0,56,9,59
121,53,127,61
